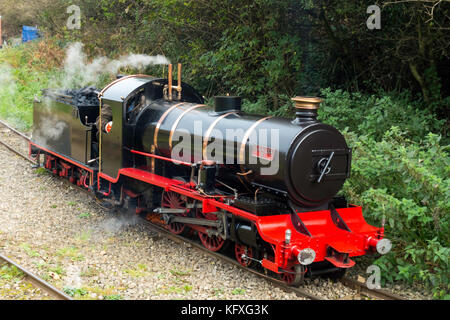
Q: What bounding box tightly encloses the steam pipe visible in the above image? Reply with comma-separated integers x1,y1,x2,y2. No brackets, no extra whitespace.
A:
168,64,173,101
177,63,182,100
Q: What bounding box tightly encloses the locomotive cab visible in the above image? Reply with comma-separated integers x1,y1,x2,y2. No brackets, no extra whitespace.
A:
97,75,204,179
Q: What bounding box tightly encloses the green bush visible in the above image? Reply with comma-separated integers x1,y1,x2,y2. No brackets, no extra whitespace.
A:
341,127,449,299
0,41,64,130
315,90,449,298
318,88,445,141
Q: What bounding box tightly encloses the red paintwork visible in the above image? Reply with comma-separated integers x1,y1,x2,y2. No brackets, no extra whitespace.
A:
29,142,94,173
30,140,385,274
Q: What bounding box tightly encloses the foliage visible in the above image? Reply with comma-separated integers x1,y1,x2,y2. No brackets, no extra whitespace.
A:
0,40,64,130
32,0,450,116
0,0,448,299
318,89,446,141
341,127,449,298
313,89,449,298
63,287,87,297
104,294,123,300
0,265,24,280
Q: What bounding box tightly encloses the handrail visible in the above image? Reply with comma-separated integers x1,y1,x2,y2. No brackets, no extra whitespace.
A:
128,148,193,167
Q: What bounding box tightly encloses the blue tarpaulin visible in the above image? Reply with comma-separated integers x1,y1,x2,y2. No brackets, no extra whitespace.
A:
22,26,40,43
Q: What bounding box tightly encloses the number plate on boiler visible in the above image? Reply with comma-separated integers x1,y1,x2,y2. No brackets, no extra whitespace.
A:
252,145,274,161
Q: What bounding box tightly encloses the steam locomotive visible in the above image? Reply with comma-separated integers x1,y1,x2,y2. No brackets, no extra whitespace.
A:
30,64,391,285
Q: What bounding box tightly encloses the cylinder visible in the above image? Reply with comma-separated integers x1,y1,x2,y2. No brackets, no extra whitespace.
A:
235,222,258,248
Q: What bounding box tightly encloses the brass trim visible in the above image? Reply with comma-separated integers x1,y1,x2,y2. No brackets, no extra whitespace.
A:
168,64,173,101
236,170,253,176
168,104,206,149
99,74,153,96
291,96,322,110
98,94,103,173
202,111,238,160
150,145,156,173
153,102,185,148
239,117,272,172
177,63,182,100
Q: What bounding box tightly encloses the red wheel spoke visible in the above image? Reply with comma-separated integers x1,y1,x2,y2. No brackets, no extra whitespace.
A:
235,244,253,267
161,191,188,235
197,212,226,252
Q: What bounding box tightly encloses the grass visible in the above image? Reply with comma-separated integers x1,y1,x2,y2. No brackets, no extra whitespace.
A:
56,246,85,262
0,41,64,130
213,288,225,297
104,294,123,300
80,267,100,278
169,268,191,277
124,264,150,277
20,243,40,258
156,285,193,295
48,264,66,276
231,288,246,295
74,230,91,242
0,264,24,281
78,212,91,219
33,260,66,279
63,287,87,297
35,167,48,176
70,285,123,300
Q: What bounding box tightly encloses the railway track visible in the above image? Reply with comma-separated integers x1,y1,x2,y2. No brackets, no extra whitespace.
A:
141,216,403,300
0,119,404,300
0,253,72,300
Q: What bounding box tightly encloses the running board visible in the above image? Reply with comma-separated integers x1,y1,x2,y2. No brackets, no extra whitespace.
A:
162,214,220,227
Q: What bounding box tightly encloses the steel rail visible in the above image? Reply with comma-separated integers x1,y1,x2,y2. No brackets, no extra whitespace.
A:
340,277,404,300
0,253,72,300
140,218,322,300
0,119,31,140
0,119,32,161
0,119,406,301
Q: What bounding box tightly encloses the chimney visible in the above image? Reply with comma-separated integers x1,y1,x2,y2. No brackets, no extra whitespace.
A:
291,96,322,124
214,96,241,114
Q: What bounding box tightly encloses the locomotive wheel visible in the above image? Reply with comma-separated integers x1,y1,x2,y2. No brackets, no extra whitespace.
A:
235,244,254,267
161,191,190,236
281,264,305,287
196,211,228,252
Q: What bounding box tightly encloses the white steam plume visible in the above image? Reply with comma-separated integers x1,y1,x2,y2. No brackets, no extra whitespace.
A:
0,64,18,109
62,42,170,87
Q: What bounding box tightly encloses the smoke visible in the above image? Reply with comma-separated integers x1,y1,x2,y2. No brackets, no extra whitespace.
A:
31,95,69,145
33,116,68,145
0,64,18,106
64,265,82,289
97,213,141,234
61,42,170,87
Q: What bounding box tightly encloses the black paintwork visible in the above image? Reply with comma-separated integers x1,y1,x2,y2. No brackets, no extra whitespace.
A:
32,75,351,209
32,92,98,164
136,98,351,207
